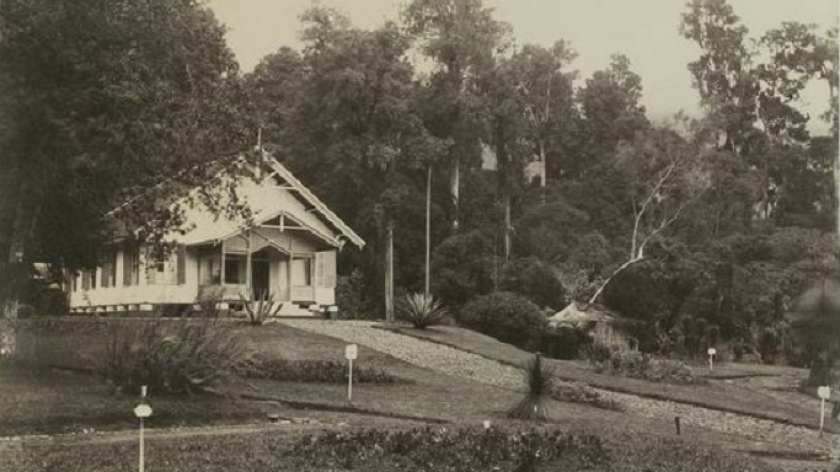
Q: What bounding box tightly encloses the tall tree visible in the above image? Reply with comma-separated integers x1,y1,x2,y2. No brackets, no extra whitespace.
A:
249,7,446,315
0,0,252,315
404,0,510,231
575,54,649,179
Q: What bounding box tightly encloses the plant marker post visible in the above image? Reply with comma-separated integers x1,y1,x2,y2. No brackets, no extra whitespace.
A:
818,386,830,438
345,344,358,402
133,385,153,472
707,348,716,371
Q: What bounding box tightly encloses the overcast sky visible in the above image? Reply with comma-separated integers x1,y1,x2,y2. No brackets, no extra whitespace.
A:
207,0,839,134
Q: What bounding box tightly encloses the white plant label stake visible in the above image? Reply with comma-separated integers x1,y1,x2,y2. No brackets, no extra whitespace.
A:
707,348,717,371
818,386,830,437
133,385,153,472
345,344,358,402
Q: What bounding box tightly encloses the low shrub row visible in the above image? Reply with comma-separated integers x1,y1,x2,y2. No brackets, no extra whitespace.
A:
550,382,624,412
586,348,703,385
238,357,398,384
290,426,606,471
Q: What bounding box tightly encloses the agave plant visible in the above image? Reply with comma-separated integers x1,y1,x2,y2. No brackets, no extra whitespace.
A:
396,293,449,329
239,290,282,325
508,353,552,422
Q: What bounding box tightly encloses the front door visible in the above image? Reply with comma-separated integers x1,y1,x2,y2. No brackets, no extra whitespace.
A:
252,259,270,300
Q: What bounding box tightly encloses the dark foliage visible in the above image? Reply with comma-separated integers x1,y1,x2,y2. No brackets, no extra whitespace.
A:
459,292,547,351
500,257,566,311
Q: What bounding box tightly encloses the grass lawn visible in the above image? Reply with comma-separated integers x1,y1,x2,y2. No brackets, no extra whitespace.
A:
379,324,840,434
1,317,830,472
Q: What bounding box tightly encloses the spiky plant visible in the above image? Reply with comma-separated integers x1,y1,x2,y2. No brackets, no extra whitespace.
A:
240,290,282,325
508,353,552,422
396,293,449,329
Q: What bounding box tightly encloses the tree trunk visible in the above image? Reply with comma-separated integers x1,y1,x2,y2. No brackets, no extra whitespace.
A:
451,155,460,231
384,221,394,322
503,193,511,262
588,256,644,306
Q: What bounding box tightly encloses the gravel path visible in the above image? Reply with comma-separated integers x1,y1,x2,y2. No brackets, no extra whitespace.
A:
281,319,840,461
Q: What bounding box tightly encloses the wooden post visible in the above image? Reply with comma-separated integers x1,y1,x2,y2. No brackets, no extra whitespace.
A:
674,416,681,435
425,164,431,299
385,221,394,322
245,229,252,299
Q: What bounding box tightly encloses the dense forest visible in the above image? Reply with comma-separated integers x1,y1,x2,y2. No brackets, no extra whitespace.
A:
0,0,838,369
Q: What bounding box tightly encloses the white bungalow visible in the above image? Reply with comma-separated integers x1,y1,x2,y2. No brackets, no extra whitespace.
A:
67,153,365,317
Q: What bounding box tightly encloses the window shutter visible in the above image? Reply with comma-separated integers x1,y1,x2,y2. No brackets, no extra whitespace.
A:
315,253,325,287
176,245,187,285
145,247,156,285
82,271,89,290
325,251,336,288
123,248,132,286
101,257,109,288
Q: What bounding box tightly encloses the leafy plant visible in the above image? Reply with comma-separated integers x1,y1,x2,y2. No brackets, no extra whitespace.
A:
589,349,703,385
396,293,449,329
509,353,552,422
459,292,547,350
239,290,282,325
98,319,246,394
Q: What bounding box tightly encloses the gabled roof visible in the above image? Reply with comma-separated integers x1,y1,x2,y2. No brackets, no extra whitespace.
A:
107,150,365,250
263,153,365,249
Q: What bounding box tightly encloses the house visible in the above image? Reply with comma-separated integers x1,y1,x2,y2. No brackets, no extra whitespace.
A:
546,301,638,352
66,152,365,317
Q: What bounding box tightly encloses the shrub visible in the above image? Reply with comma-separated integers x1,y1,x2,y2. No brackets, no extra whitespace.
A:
543,326,592,360
509,353,552,421
550,382,624,411
15,304,36,319
589,349,703,385
238,357,397,384
239,290,282,325
335,269,372,319
396,293,449,329
289,425,606,472
500,257,566,310
98,319,245,394
459,292,546,350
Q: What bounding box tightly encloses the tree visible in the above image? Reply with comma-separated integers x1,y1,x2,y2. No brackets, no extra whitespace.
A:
404,0,510,231
575,54,649,178
248,7,448,317
0,0,252,315
587,128,710,305
789,279,840,387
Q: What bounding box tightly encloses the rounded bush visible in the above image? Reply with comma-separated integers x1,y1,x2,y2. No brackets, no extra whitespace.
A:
458,292,547,350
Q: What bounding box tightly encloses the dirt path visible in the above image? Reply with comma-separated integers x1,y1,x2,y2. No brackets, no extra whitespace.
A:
281,319,840,466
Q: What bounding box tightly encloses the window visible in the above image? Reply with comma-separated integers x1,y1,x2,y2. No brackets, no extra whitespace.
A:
224,255,245,284
90,268,97,290
199,255,221,285
124,247,140,286
291,256,312,286
100,251,116,288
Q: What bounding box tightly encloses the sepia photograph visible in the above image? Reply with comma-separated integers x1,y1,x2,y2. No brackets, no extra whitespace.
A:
0,0,838,470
